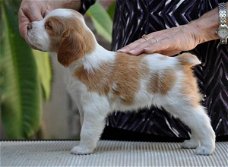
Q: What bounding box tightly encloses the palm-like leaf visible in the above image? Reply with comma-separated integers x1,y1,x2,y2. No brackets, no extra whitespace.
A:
33,50,52,101
87,2,113,42
1,1,41,138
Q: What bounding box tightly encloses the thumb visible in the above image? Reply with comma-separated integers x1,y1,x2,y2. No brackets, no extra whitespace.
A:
18,6,43,42
24,6,43,22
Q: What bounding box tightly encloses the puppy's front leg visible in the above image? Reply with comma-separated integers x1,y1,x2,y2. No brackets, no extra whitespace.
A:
71,99,109,155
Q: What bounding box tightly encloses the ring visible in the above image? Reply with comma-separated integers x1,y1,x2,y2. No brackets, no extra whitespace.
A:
142,34,149,41
148,38,158,46
142,35,158,44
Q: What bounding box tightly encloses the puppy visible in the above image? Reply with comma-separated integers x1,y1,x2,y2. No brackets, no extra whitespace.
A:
27,9,215,155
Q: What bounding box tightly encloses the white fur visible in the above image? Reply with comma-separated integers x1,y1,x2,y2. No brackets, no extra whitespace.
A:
30,9,215,156
144,54,178,71
82,44,115,72
27,20,50,51
46,9,74,18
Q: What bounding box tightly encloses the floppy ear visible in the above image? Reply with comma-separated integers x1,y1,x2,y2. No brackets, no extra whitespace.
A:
57,29,84,66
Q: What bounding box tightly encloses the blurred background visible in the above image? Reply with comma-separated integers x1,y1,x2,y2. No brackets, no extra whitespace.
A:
0,0,115,140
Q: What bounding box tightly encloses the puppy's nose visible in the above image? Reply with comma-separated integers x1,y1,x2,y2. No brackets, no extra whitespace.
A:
27,23,32,30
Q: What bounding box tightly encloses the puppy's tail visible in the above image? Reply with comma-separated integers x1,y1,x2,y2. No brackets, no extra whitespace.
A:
176,53,201,67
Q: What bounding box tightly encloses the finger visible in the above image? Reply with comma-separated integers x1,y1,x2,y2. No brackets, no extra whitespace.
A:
127,41,151,55
118,27,176,52
18,5,43,42
23,6,43,22
118,38,145,52
118,33,166,53
18,9,30,41
143,38,172,54
159,50,181,56
128,36,162,55
118,37,157,55
144,45,180,56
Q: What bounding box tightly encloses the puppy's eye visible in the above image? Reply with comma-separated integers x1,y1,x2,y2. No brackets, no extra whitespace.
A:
45,21,53,30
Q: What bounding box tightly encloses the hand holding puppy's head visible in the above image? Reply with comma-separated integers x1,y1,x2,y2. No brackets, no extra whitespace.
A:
27,9,95,66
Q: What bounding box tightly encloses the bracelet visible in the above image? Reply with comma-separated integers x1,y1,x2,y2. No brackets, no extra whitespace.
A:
217,3,228,44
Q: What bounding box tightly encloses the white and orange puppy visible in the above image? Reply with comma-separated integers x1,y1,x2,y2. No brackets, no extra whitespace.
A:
27,9,215,155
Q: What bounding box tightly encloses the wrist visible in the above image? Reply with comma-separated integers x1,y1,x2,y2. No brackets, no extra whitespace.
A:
189,2,228,45
217,3,228,44
189,14,219,45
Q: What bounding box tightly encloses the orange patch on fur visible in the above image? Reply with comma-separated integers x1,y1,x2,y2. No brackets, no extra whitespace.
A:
111,53,148,104
177,53,201,67
75,53,148,105
75,63,113,95
181,66,201,107
149,69,176,95
45,16,95,66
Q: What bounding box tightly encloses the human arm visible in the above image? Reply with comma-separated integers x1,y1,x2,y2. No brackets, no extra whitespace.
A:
118,2,228,56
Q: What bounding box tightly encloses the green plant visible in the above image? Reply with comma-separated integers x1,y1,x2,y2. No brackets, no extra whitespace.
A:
86,1,115,43
0,0,114,139
0,0,52,139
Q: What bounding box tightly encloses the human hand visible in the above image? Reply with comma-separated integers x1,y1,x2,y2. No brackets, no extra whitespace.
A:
118,24,202,56
18,0,80,43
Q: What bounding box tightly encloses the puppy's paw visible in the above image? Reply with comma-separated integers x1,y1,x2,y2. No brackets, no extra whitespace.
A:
71,146,94,155
195,145,214,156
181,139,199,149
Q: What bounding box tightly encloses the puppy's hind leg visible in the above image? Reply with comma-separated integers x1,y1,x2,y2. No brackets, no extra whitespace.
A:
181,132,199,149
191,106,215,155
165,104,215,155
71,97,109,155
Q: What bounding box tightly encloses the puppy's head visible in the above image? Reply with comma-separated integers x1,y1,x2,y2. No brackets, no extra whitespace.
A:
27,9,95,66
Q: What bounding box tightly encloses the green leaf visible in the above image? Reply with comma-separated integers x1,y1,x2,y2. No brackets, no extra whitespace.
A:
1,1,41,139
107,1,116,20
32,50,52,100
87,2,113,42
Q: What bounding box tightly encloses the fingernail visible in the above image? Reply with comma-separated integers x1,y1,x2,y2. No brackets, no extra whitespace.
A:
144,47,149,50
129,49,138,55
117,48,126,52
144,47,155,54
